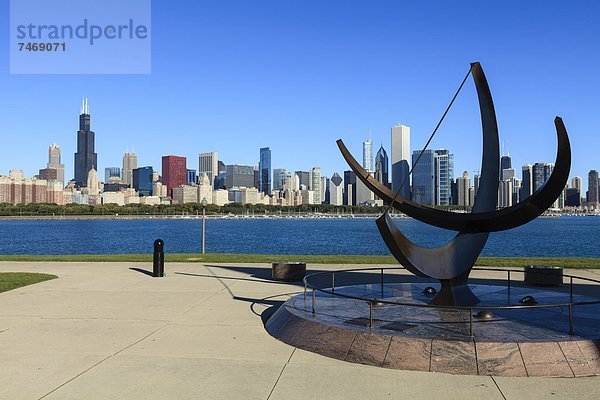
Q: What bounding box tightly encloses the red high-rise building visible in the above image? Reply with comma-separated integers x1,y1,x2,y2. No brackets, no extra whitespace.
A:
162,156,187,197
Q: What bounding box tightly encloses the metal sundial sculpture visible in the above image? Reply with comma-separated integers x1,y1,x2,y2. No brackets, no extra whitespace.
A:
337,62,571,306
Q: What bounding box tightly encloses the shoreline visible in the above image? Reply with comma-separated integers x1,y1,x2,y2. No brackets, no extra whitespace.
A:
0,213,598,221
0,214,394,221
0,253,598,268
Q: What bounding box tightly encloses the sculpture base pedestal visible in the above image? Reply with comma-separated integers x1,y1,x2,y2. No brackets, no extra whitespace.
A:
429,277,480,307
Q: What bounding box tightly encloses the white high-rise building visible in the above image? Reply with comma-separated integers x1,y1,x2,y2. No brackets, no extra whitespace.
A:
571,176,582,191
199,152,218,187
456,171,471,207
310,167,321,203
498,180,513,208
501,168,515,181
122,152,138,187
197,173,213,204
391,124,410,198
362,139,373,172
329,172,343,206
320,176,328,203
285,172,292,192
356,179,375,205
87,168,99,196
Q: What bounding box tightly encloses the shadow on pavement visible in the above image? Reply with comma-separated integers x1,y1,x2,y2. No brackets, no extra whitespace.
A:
129,267,154,277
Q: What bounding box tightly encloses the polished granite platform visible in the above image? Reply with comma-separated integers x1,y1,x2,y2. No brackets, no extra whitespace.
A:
266,282,600,377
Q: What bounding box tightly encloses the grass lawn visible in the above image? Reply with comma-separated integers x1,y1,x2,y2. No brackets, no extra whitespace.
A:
0,272,57,294
0,254,598,268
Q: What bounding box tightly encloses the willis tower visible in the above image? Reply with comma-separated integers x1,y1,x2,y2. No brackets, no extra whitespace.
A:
74,97,97,188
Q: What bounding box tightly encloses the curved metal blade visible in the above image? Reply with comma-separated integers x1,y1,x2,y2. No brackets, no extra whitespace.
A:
337,117,570,232
370,61,498,282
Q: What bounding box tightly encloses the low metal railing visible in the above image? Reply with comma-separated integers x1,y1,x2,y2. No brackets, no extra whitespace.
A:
302,267,600,337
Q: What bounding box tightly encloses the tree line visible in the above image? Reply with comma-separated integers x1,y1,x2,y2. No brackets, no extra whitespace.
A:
0,202,472,217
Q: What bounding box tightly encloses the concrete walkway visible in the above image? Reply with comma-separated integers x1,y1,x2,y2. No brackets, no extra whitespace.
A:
0,262,599,400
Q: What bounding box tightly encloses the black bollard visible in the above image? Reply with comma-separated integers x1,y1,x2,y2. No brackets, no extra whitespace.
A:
153,239,165,277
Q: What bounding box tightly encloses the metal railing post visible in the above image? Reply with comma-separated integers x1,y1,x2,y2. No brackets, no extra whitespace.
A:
312,288,316,314
332,272,335,293
304,281,307,301
507,270,511,290
570,276,573,300
568,304,574,335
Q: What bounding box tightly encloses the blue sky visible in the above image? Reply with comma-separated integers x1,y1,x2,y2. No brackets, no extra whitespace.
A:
0,0,598,191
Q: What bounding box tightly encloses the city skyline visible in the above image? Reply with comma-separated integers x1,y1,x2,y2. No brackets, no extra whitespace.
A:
0,2,598,190
1,98,598,203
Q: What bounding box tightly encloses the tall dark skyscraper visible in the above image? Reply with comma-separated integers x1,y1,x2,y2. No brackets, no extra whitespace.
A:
74,98,97,188
588,170,599,207
258,147,271,194
411,150,435,205
343,170,357,206
133,166,154,196
374,145,389,188
520,164,533,200
501,155,512,171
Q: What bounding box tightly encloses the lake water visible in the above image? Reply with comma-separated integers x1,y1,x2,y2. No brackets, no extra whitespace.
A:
0,217,598,257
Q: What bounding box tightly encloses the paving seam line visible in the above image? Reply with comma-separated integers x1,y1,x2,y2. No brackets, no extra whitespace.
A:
490,375,507,400
266,347,296,400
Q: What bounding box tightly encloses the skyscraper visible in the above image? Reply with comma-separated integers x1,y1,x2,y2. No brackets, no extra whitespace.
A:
311,167,321,204
321,176,330,204
501,154,512,171
499,179,513,208
87,168,99,196
456,171,471,207
362,139,373,171
122,152,138,187
391,124,410,199
199,152,218,188
295,171,310,189
105,167,121,182
411,150,435,206
133,166,153,196
258,147,271,194
588,170,599,207
197,173,213,204
225,164,255,189
74,97,97,188
434,149,454,206
273,168,287,191
186,169,197,185
571,176,583,192
533,162,554,191
566,188,581,207
521,164,533,200
329,172,343,206
374,145,389,188
47,144,65,185
161,156,187,197
474,173,481,199
343,170,357,206
501,167,516,181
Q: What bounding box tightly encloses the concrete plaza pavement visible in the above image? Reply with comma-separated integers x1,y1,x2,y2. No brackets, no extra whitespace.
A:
1,261,599,399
